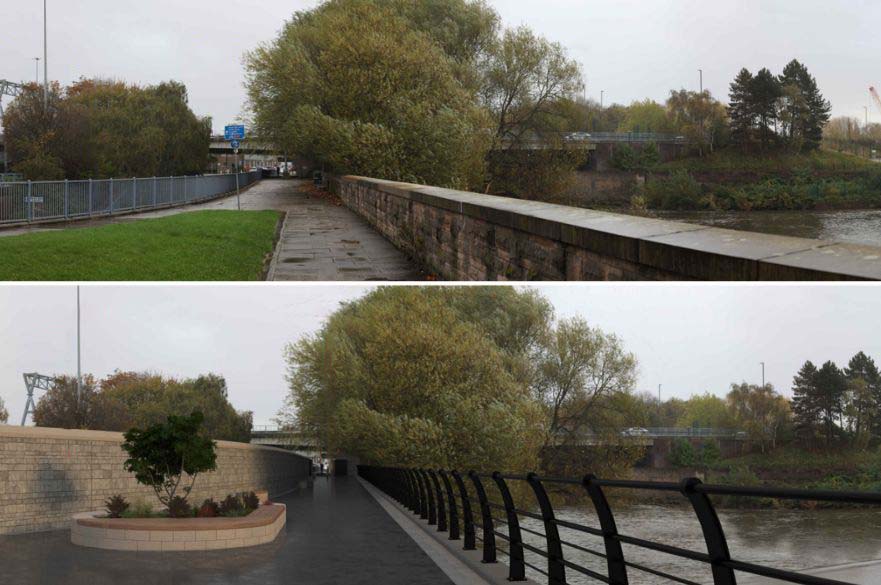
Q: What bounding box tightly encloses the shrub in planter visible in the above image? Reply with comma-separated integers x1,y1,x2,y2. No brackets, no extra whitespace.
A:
168,496,193,519
105,495,130,519
242,491,260,511
219,494,244,516
122,411,217,515
197,499,220,518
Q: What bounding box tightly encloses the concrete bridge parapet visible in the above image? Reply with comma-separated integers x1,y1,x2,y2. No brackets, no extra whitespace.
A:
330,176,881,281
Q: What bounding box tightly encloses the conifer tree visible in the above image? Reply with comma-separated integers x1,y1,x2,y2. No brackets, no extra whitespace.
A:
815,361,847,446
844,352,881,439
791,360,820,440
750,68,782,151
728,68,755,149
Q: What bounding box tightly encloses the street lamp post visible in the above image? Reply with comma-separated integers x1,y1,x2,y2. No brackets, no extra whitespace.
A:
34,57,40,85
699,69,703,93
77,286,82,404
43,0,49,110
600,90,605,109
760,362,765,388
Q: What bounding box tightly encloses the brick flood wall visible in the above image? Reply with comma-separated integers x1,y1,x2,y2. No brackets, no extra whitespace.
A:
0,425,311,535
331,176,881,281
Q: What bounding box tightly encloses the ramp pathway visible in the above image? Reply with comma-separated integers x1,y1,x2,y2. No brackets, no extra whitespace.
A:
0,476,454,585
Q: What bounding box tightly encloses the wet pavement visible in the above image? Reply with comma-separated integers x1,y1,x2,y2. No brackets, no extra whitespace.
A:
0,476,453,585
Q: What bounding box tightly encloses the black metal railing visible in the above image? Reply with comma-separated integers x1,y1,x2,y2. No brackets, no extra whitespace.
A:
359,465,881,585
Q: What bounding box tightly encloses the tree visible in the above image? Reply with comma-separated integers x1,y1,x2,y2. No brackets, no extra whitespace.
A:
676,393,735,429
245,0,491,190
728,68,755,148
32,375,102,429
3,80,210,180
751,68,783,151
843,352,880,445
122,411,217,510
533,317,638,475
667,90,730,155
617,99,675,134
726,383,791,452
792,361,821,441
779,60,830,151
33,372,252,441
814,361,847,446
0,396,8,424
280,287,545,472
480,25,583,195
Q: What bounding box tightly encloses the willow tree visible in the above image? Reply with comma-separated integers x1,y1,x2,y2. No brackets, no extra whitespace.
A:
279,287,548,472
245,0,492,189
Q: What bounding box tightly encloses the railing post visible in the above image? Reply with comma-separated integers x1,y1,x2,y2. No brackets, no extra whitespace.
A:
133,177,137,209
681,478,737,585
415,469,429,520
527,473,566,585
421,469,437,526
492,473,526,581
87,178,93,216
26,180,32,223
452,471,476,550
439,471,460,541
583,475,629,585
64,179,69,218
469,472,496,563
109,178,114,215
404,468,420,514
428,470,447,533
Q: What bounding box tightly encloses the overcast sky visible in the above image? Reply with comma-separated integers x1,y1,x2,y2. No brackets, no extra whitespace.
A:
1,284,878,427
3,1,879,134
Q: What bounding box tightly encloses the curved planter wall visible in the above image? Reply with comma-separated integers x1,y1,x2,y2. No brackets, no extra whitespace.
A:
71,504,286,551
0,425,311,535
331,176,881,281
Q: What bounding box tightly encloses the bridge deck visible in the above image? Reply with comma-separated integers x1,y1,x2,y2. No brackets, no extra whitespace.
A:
0,476,453,585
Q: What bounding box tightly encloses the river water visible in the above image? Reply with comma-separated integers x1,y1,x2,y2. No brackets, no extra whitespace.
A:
511,504,881,585
648,209,881,248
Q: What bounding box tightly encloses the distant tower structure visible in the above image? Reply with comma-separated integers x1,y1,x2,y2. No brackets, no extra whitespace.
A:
21,373,53,426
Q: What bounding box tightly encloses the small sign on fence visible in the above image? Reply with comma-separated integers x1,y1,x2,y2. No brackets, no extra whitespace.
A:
26,197,44,204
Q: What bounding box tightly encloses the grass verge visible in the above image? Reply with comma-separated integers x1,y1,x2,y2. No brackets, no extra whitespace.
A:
0,210,282,281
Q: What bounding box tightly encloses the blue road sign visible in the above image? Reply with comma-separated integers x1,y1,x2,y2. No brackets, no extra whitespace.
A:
225,125,246,141
230,139,240,150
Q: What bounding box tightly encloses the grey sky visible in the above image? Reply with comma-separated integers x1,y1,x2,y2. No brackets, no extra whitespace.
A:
1,284,878,427
3,1,878,135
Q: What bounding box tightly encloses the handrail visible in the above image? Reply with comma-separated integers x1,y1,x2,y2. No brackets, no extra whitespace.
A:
0,170,261,226
358,465,878,585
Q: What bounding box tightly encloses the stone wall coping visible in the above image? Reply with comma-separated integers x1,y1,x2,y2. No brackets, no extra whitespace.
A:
0,424,296,455
341,175,881,281
74,503,285,531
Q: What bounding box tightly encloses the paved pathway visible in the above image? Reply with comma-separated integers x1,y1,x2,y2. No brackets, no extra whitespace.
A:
0,180,421,281
0,476,454,585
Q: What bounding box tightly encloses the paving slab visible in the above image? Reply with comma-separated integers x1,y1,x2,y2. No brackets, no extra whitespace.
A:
0,476,454,585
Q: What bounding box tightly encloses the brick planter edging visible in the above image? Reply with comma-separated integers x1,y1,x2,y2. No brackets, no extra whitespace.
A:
70,504,286,551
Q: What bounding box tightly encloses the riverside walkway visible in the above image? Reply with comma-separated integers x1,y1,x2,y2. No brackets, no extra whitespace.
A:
0,476,453,585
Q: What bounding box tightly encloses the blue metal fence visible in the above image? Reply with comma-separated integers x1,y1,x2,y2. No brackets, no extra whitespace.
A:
0,171,261,225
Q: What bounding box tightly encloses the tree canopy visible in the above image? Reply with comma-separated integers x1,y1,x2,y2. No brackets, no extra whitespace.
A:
3,79,211,180
33,372,252,442
279,286,642,476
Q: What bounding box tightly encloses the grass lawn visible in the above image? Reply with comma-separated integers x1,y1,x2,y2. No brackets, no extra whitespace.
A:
0,210,282,281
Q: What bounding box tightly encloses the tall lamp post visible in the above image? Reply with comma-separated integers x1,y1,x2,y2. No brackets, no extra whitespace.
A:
34,57,40,85
760,362,765,388
43,0,49,110
699,69,703,93
76,286,82,404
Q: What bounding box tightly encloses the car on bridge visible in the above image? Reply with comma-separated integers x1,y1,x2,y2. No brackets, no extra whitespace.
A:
621,427,650,437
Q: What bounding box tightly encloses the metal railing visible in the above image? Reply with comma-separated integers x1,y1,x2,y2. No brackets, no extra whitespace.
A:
0,170,261,226
359,465,881,585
